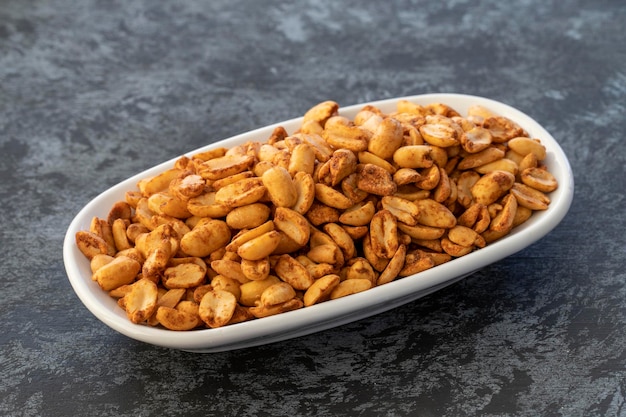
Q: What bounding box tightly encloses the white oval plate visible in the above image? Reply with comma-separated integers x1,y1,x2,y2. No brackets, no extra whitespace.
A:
63,94,574,353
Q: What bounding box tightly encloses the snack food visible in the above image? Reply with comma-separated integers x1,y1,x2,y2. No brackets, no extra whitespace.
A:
75,99,558,331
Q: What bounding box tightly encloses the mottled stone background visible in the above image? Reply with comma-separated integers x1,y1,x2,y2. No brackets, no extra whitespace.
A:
1,1,625,416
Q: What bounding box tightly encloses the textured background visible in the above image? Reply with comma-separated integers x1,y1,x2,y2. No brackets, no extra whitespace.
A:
2,1,625,416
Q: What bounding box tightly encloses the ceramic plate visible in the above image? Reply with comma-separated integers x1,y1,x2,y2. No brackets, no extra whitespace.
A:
63,93,574,353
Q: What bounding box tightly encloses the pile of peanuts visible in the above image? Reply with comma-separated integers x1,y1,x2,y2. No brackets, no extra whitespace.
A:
75,99,558,331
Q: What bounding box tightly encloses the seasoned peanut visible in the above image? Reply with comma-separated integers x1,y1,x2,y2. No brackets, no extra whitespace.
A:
180,220,231,257
262,166,298,208
303,274,341,306
93,256,141,291
198,289,237,328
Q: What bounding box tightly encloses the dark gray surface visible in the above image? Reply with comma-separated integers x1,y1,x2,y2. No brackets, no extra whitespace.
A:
1,1,625,416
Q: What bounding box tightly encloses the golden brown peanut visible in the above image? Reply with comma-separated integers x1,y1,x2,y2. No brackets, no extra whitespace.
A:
456,171,481,208
226,203,271,230
162,263,206,289
297,255,336,279
520,167,558,192
274,254,314,290
302,100,339,126
226,221,275,252
433,166,452,203
381,196,420,226
147,192,192,219
260,282,296,307
457,147,505,170
93,256,141,291
482,116,525,143
125,223,150,243
267,207,308,248
249,298,304,318
368,117,404,159
510,182,550,210
517,153,538,177
115,248,144,265
212,171,255,190
156,305,201,331
210,275,242,301
470,170,515,206
124,278,158,324
293,132,333,162
369,210,399,259
260,166,297,208
139,168,182,196
341,225,369,240
288,143,316,176
314,183,354,210
393,145,433,169
89,218,116,256
239,275,281,307
356,163,397,196
397,222,445,240
168,174,205,202
393,168,421,186
490,193,518,233
339,200,376,226
323,222,357,260
199,289,237,328
90,254,115,274
344,257,377,284
215,177,267,208
111,218,132,251
426,103,461,117
75,230,109,260
210,259,248,284
448,225,486,248
419,123,458,147
180,220,231,258
377,244,407,285
397,99,428,116
306,201,339,226
237,230,282,260
330,278,372,299
303,274,341,306
292,171,316,214
399,249,436,276
258,144,280,162
415,199,457,228
323,116,369,152
307,243,344,266
322,149,358,186
474,158,518,175
199,154,255,181
241,258,271,281
457,203,491,234
142,244,172,283
187,192,231,218
460,126,493,153
508,137,547,160
513,206,533,227
227,305,255,325
341,173,369,203
192,147,227,161
441,237,473,257
416,165,441,190
272,231,305,255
